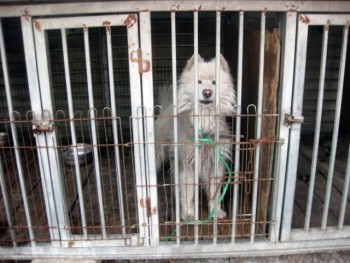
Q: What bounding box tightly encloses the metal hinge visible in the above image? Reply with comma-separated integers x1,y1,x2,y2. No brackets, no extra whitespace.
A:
284,113,304,126
32,110,54,134
130,48,151,74
140,197,157,217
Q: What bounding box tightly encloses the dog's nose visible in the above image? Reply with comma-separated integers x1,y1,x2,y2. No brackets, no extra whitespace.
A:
202,89,212,99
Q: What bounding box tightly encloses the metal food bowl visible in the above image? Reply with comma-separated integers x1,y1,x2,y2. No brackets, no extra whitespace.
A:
62,143,93,167
0,132,9,147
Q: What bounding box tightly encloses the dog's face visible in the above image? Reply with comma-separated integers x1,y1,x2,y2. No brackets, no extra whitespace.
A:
177,55,236,115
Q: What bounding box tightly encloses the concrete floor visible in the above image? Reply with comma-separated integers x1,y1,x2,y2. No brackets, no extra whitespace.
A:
1,249,350,263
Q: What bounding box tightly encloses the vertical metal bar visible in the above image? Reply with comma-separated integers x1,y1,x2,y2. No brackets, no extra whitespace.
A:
338,25,350,229
231,10,244,243
33,19,70,246
322,22,348,230
105,22,126,238
280,15,309,241
339,144,350,229
126,17,149,244
61,28,88,238
270,12,297,243
213,10,221,244
171,11,181,245
83,27,107,238
193,10,199,245
250,11,265,243
305,23,329,231
0,147,16,247
139,11,159,246
0,19,36,247
21,15,57,243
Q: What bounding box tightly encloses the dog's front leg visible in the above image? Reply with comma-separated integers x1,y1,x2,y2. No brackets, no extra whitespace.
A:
179,164,195,220
208,164,227,219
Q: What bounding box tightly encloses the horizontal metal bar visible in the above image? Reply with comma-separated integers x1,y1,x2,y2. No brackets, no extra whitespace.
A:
299,14,350,26
2,237,350,259
32,14,132,30
1,1,350,17
290,226,350,241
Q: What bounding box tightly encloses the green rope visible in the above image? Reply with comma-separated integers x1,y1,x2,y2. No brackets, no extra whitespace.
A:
166,134,232,241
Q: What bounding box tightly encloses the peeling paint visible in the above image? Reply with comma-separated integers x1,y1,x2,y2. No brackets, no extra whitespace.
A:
68,240,74,247
286,3,299,12
142,60,151,73
21,8,30,17
194,5,202,12
124,14,137,29
103,20,111,34
130,49,151,74
218,5,226,11
300,15,310,24
139,9,150,12
170,3,180,12
34,20,41,32
325,19,331,31
83,23,88,32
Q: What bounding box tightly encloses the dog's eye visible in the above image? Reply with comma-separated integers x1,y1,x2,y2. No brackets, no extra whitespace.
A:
212,80,216,85
198,80,202,84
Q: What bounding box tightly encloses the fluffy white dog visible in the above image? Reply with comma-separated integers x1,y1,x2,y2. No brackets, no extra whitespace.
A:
155,54,236,220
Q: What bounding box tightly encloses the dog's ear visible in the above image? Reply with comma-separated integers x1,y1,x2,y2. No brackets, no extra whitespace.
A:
184,54,204,70
220,54,230,72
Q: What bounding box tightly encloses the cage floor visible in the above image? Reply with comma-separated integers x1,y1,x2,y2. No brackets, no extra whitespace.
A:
3,135,348,244
292,134,350,228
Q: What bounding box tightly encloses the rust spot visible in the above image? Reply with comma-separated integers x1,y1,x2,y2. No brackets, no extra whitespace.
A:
346,21,350,30
130,49,140,63
140,197,153,217
130,49,151,74
250,136,277,145
103,21,111,34
300,15,310,24
325,19,331,31
286,4,299,12
21,8,30,17
68,240,74,247
170,3,180,12
152,206,157,215
194,5,202,12
142,60,151,73
218,5,226,11
34,20,41,32
83,23,88,32
102,20,111,27
124,14,137,29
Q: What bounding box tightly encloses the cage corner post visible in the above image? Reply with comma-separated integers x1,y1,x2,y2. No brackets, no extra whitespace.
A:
138,10,159,246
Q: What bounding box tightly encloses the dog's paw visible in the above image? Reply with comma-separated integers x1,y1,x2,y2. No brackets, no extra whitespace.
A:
181,212,195,221
216,209,227,219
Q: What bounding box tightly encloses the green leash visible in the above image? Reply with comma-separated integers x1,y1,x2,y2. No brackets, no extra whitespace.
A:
166,134,232,241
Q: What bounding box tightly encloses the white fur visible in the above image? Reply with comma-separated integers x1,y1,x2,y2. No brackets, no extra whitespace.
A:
155,55,236,220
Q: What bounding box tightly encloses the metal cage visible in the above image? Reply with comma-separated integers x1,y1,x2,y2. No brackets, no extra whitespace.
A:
0,1,349,260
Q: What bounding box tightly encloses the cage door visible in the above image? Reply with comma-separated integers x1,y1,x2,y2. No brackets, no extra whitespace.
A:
24,14,150,246
281,14,350,242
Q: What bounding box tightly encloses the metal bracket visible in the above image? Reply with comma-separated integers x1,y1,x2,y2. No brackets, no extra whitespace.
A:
284,113,304,126
32,111,54,134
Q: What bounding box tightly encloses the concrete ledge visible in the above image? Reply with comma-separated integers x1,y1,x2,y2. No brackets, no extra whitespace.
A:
32,260,101,263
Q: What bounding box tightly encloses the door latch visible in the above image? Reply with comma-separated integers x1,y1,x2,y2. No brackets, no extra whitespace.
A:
284,113,304,126
32,110,54,134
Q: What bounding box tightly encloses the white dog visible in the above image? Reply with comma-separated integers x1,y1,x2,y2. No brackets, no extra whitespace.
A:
155,54,236,220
